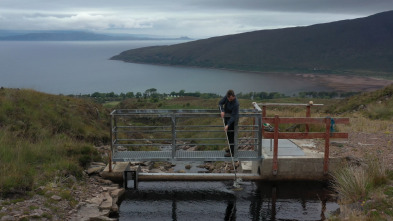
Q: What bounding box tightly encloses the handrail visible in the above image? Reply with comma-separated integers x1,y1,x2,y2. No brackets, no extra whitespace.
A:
264,115,349,175
109,108,263,171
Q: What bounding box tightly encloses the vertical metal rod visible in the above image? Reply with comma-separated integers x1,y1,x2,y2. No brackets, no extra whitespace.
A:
324,117,331,174
257,113,262,158
272,115,279,175
109,114,113,172
306,105,311,133
171,114,176,160
234,118,238,157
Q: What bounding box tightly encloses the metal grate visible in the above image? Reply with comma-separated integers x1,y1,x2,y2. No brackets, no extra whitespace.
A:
113,150,260,162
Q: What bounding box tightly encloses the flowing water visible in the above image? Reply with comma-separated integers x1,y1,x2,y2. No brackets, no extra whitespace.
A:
118,180,339,220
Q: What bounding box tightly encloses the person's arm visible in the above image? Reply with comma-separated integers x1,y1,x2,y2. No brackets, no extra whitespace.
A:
218,96,226,118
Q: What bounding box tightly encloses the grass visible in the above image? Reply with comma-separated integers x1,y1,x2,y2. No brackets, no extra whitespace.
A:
330,155,392,220
0,88,109,196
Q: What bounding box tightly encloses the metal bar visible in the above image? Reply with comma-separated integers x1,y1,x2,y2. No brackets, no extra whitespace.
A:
116,125,171,128
171,113,176,159
263,117,349,124
256,103,324,106
116,138,171,142
306,105,311,133
234,118,239,156
112,109,260,114
115,130,172,133
109,114,114,172
257,112,262,158
262,132,348,139
324,117,331,175
273,115,279,175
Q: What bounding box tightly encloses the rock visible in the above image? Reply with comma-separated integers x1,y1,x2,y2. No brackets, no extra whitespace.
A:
90,216,117,221
99,192,113,210
91,162,107,166
177,170,186,173
150,168,162,173
185,164,192,169
1,215,16,221
51,195,62,201
31,208,44,217
70,203,110,221
87,167,104,175
110,188,125,199
86,197,103,206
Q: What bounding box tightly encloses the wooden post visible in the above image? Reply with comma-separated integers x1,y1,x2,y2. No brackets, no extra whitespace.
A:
306,105,311,133
324,117,331,174
272,115,279,175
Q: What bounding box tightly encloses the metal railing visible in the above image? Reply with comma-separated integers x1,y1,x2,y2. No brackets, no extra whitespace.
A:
110,108,263,164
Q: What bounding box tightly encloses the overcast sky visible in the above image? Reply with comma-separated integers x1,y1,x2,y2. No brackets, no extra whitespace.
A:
1,0,393,38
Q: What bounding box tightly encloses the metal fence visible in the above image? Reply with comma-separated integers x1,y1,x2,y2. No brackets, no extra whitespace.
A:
110,108,263,162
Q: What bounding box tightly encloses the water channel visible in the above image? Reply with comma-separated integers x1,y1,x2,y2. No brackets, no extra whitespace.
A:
118,180,339,220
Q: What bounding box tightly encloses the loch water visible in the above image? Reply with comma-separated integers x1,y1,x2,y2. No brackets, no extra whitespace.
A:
0,41,332,95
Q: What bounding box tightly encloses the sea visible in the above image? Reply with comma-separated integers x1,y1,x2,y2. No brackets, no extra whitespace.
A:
0,40,332,96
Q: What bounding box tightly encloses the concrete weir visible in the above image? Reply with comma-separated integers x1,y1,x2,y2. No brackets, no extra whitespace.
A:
101,139,345,182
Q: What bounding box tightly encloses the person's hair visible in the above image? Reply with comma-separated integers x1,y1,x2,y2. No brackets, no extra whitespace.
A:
226,89,235,98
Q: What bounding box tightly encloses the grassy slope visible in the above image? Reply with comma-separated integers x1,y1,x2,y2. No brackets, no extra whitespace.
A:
0,89,109,195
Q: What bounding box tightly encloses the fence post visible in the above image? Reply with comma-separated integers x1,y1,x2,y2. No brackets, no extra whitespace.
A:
324,117,331,174
273,115,279,175
234,118,239,157
257,113,262,158
171,113,177,160
109,114,114,172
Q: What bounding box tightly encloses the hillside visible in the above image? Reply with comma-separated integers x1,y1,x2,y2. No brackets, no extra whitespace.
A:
111,10,393,74
0,88,109,195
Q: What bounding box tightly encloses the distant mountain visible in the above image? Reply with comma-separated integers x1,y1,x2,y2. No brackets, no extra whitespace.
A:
111,10,393,74
0,30,191,41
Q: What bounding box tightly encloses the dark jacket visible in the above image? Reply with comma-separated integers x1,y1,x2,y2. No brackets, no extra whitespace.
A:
218,96,239,127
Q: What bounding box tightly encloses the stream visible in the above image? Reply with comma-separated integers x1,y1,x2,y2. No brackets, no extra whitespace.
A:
118,180,339,220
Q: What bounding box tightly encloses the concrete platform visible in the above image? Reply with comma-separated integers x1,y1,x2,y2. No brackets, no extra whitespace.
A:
262,139,305,156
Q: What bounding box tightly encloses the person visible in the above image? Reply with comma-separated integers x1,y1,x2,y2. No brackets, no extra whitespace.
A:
219,89,239,157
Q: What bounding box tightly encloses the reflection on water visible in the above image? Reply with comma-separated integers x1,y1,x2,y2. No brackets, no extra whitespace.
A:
118,181,339,221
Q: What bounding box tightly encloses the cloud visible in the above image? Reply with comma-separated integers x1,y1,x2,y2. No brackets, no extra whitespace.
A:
0,0,392,37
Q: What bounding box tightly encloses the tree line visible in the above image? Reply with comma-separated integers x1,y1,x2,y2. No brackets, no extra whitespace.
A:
70,88,360,103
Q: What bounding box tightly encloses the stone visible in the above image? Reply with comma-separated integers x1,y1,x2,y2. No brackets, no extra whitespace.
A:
99,192,113,210
87,167,104,175
150,168,162,173
110,188,125,199
51,195,62,201
0,215,16,221
185,164,192,169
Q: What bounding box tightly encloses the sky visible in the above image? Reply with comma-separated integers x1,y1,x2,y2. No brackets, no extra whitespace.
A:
1,0,393,38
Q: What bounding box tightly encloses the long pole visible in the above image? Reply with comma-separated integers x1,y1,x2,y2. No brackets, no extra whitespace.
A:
219,106,238,182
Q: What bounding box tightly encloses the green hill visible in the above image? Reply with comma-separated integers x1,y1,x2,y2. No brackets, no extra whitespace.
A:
0,88,109,195
111,10,393,75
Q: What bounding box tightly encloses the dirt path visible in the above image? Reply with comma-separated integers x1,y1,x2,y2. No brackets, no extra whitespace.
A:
296,74,392,92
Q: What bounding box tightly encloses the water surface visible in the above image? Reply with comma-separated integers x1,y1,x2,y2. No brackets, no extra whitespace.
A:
119,181,338,221
0,41,331,95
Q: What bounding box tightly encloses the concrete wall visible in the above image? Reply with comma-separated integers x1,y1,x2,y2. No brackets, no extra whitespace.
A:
257,157,344,181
